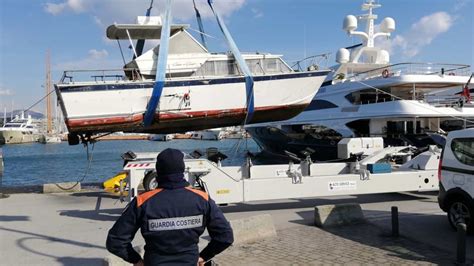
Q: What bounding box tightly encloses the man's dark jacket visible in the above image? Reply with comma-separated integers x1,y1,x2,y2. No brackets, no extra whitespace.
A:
106,181,234,265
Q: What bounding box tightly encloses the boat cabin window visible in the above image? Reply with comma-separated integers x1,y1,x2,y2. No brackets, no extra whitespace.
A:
305,100,338,111
5,124,22,128
345,88,395,105
192,58,291,77
344,83,454,105
301,125,343,138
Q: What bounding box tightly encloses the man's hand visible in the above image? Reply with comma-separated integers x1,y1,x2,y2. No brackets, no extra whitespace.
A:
134,259,144,266
197,257,205,266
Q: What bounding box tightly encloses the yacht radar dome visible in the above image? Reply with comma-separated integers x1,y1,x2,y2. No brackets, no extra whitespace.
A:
343,15,357,32
380,17,395,33
336,48,350,64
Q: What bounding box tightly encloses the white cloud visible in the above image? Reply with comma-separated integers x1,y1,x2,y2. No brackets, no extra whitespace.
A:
0,88,13,96
54,48,119,71
88,49,108,59
93,16,103,27
453,0,469,12
44,2,67,15
251,8,263,19
68,0,86,12
43,0,246,23
44,0,88,15
376,12,453,58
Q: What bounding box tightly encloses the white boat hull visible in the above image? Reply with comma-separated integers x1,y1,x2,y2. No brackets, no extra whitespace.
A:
0,131,39,144
56,71,328,134
38,135,62,144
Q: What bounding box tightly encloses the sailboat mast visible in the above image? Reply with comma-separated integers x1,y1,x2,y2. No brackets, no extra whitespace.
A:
2,107,6,126
45,50,53,133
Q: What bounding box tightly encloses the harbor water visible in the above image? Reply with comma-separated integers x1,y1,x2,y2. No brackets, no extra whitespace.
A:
0,139,259,187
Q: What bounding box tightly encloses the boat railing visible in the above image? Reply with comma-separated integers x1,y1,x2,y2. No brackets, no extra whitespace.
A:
59,68,142,84
58,60,294,85
291,53,331,72
425,95,470,107
346,63,471,81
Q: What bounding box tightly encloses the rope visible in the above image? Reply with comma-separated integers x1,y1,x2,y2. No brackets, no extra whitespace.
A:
53,142,95,191
187,27,218,40
24,88,56,113
117,40,127,66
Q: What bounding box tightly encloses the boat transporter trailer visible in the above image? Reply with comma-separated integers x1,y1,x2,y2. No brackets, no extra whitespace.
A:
119,143,440,204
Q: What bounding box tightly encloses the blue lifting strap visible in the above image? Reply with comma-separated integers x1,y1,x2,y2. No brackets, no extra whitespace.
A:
193,0,208,50
207,0,255,124
143,0,172,127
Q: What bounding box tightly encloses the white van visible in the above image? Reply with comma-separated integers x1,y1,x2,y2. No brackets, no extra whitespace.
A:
438,128,474,233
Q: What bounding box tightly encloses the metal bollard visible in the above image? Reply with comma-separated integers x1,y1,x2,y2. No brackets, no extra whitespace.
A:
457,223,466,264
0,148,9,199
391,206,399,237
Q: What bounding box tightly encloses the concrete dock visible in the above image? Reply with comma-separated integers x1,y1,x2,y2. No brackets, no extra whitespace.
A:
1,190,473,265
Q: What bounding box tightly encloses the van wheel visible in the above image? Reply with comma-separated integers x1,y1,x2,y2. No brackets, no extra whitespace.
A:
447,198,474,233
143,171,158,191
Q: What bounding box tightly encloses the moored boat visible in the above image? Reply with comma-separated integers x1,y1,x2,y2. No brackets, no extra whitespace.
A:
0,113,40,145
247,0,474,161
38,134,62,144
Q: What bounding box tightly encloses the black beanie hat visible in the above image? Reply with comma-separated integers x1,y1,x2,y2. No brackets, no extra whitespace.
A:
155,148,185,182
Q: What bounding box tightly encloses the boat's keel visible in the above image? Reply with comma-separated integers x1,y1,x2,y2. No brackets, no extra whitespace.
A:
65,104,307,144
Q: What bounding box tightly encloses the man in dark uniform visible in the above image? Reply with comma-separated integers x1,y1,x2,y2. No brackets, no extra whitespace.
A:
106,148,234,265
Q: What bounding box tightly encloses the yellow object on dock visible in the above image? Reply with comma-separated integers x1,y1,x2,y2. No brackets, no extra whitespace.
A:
103,172,127,193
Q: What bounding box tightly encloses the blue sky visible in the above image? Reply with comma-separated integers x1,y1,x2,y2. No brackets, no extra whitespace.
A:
0,0,472,113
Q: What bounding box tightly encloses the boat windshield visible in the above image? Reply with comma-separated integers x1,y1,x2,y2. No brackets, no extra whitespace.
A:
345,83,468,105
4,124,23,128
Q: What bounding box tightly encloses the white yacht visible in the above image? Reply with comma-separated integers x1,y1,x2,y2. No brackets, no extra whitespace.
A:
247,0,473,160
55,9,329,145
149,134,174,141
0,113,40,144
190,129,224,141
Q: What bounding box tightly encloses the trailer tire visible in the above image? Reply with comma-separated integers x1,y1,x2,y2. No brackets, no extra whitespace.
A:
143,171,158,191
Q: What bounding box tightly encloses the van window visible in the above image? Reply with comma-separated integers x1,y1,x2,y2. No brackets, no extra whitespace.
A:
451,138,474,166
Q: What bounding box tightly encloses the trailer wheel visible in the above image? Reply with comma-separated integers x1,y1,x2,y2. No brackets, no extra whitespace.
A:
143,171,158,191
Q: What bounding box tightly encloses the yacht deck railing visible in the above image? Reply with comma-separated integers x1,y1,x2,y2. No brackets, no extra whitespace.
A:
346,62,471,81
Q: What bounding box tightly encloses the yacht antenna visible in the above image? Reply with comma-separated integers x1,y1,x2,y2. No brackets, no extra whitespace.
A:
340,0,394,64
360,0,381,47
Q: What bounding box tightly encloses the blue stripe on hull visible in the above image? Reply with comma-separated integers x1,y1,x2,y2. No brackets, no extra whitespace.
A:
58,71,329,93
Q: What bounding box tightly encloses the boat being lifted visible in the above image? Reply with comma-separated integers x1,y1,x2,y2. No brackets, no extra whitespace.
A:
55,2,330,145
